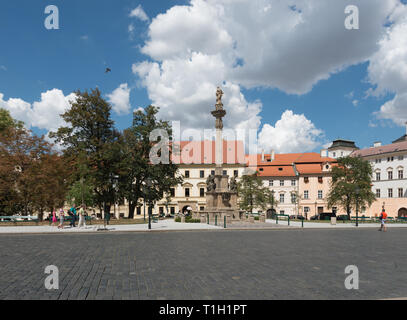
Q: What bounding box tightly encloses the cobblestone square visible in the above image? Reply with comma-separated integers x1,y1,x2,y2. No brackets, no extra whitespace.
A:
0,229,406,300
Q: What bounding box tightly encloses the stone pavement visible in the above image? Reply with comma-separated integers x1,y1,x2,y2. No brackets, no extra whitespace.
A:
0,229,406,300
266,219,407,229
0,220,223,234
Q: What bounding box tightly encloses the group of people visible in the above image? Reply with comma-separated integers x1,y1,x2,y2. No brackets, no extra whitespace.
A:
49,204,87,229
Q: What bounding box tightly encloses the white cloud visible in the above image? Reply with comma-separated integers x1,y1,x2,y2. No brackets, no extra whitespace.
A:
258,110,323,153
0,89,76,132
367,3,407,126
0,65,6,71
107,83,131,115
375,93,407,126
130,5,149,22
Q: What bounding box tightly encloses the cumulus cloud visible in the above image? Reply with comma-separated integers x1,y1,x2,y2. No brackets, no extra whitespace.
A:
367,3,407,126
107,83,131,115
375,93,407,126
130,5,149,22
0,89,76,132
132,0,405,152
258,110,323,153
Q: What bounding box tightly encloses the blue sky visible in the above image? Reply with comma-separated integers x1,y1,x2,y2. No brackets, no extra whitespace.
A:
1,0,406,152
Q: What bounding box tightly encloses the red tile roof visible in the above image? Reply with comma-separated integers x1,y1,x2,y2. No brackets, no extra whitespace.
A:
351,141,407,158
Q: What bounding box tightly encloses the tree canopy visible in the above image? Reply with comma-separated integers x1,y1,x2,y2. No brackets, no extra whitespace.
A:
238,172,268,213
327,156,376,217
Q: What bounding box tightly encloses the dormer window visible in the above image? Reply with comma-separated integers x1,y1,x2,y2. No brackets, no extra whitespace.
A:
304,177,309,183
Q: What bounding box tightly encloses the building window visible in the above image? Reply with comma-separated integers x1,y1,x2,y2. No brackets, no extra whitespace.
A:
200,170,205,178
280,180,284,186
234,170,238,177
399,155,404,161
136,207,141,215
399,170,404,180
376,189,381,198
185,188,190,197
200,188,205,197
304,190,309,199
291,193,296,204
185,170,190,178
291,180,296,186
318,190,323,199
223,170,227,176
318,177,323,184
333,152,336,158
200,206,205,211
304,207,310,215
376,172,381,181
280,194,285,203
269,180,274,187
280,210,285,215
388,188,393,198
170,207,175,214
388,157,394,162
211,170,215,176
399,188,404,198
170,188,175,197
388,171,393,180
159,207,164,215
304,177,309,184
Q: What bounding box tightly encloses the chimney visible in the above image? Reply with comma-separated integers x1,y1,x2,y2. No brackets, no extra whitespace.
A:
320,149,327,157
271,150,275,161
374,142,382,148
261,149,265,162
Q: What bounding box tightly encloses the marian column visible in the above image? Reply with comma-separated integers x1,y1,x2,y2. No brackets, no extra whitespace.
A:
212,87,226,177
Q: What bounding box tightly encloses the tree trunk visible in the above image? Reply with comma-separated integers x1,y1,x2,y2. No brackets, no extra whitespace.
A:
128,202,136,219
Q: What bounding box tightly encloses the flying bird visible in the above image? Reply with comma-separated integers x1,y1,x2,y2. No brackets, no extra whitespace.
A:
105,68,111,74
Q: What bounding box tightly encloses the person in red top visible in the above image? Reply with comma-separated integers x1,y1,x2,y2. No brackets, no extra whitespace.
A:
379,210,388,232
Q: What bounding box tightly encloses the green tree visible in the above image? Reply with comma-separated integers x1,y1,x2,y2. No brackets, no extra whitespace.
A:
66,180,96,208
0,108,24,133
327,156,376,218
119,106,182,219
238,172,268,213
264,189,279,214
49,88,122,217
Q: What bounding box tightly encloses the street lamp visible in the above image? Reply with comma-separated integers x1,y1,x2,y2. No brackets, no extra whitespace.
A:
142,178,153,230
355,186,360,227
271,190,275,218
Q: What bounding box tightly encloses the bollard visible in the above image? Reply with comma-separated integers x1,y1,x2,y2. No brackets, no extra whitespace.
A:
276,215,278,224
207,213,209,225
215,215,217,226
288,216,290,226
224,216,226,229
302,218,304,228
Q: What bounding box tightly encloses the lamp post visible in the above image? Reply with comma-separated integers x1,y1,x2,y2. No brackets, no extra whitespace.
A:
271,190,275,218
355,186,360,227
142,178,153,230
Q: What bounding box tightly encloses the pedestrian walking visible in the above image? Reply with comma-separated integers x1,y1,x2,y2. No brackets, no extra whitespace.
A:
51,209,57,227
78,204,87,228
379,209,388,232
69,204,77,228
58,208,64,229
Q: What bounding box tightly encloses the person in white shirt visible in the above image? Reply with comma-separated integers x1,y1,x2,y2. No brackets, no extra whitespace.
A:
78,204,87,228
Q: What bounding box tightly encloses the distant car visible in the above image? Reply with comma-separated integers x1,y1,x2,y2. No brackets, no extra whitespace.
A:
311,213,336,221
337,215,350,221
289,215,305,220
